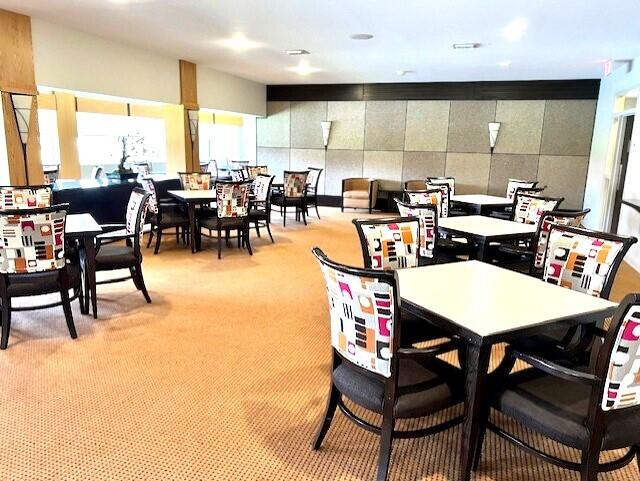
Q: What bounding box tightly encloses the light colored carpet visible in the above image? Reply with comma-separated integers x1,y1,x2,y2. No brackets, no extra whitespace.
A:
1,207,638,481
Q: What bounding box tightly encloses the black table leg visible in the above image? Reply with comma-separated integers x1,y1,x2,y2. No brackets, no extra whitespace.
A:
188,203,197,253
82,235,98,319
473,239,489,261
459,343,491,481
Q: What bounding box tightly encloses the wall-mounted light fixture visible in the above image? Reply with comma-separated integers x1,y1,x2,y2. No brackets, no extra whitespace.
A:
488,122,501,153
187,109,199,146
10,94,34,184
321,121,332,150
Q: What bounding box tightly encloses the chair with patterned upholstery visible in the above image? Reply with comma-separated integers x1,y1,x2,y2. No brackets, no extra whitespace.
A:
94,188,152,312
0,185,52,210
477,293,640,481
403,179,427,191
43,166,60,185
0,204,82,349
229,169,246,182
342,178,378,214
248,174,275,243
246,165,268,180
311,247,463,481
511,193,564,224
271,170,309,227
199,162,210,174
404,188,441,209
506,178,537,201
140,177,190,254
427,176,455,196
201,180,252,259
304,167,323,219
352,217,421,270
394,199,438,264
178,172,212,191
134,162,151,181
426,182,451,218
491,185,546,219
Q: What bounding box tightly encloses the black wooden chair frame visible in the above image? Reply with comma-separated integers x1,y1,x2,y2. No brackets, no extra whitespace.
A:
248,174,275,243
393,198,440,264
304,167,323,219
352,216,423,269
272,170,309,227
143,177,191,255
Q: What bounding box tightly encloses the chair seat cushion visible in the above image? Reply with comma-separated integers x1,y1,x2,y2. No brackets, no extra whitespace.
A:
248,209,268,220
152,212,190,227
497,243,533,257
6,263,81,297
343,190,370,200
493,369,640,450
271,196,304,207
96,245,138,270
200,217,246,230
439,238,470,254
333,358,461,419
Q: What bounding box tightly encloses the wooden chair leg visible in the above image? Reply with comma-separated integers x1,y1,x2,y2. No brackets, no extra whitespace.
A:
154,228,163,255
301,205,307,225
636,445,640,473
175,228,179,245
1,295,11,350
315,204,321,219
255,221,261,238
59,287,78,339
283,206,287,227
217,227,222,259
266,221,274,243
245,227,253,256
580,444,601,481
312,383,340,450
376,411,395,481
133,263,152,303
147,229,154,248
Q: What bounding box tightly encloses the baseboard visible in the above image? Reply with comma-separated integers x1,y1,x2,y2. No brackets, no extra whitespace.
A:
316,195,397,213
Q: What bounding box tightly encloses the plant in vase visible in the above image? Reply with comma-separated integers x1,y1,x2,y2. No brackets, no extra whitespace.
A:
113,133,146,174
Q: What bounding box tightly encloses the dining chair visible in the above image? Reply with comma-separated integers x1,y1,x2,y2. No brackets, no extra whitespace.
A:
134,162,151,180
0,185,52,210
94,188,152,309
43,165,60,185
506,178,538,201
246,165,268,180
491,185,546,219
477,293,640,481
311,247,464,481
352,217,421,270
200,180,252,259
403,188,441,210
91,166,106,180
206,160,219,179
496,208,590,274
425,182,451,218
199,162,210,174
403,179,427,191
511,193,564,224
271,170,309,227
230,169,245,182
394,199,438,264
427,176,455,196
0,204,82,349
178,172,212,190
305,167,323,219
140,177,190,254
248,174,275,243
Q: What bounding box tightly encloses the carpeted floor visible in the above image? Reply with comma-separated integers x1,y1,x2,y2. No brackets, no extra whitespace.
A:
1,207,639,481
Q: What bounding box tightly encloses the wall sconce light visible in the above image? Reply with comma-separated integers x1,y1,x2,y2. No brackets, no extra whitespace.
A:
321,121,332,150
187,109,199,146
10,94,34,184
488,122,501,153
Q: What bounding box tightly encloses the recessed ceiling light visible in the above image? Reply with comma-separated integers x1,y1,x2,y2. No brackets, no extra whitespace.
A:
396,70,416,76
453,43,481,49
498,60,512,68
349,33,374,40
218,33,262,52
286,60,322,76
285,49,310,55
502,18,527,41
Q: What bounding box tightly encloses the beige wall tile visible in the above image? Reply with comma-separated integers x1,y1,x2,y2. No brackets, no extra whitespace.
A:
290,101,327,149
257,147,289,181
488,154,539,196
325,150,364,196
540,100,596,156
494,100,545,154
402,151,446,184
445,152,491,194
537,155,589,209
257,101,290,148
447,101,496,153
290,148,326,194
364,101,406,151
404,100,450,152
363,150,403,190
327,101,365,150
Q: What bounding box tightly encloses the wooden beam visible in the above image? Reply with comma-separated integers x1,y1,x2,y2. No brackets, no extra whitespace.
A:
54,91,81,179
0,9,37,95
179,60,198,110
2,92,27,184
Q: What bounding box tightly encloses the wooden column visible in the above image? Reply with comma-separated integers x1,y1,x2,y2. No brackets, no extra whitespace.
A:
54,92,81,179
0,9,44,185
179,59,199,172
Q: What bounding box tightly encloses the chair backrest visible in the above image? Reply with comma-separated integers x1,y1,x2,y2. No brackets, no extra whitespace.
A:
253,174,274,203
125,188,151,254
395,198,438,260
91,166,106,180
0,186,52,210
306,167,323,192
134,162,151,177
0,204,67,274
312,247,399,378
404,179,427,191
179,172,212,190
600,294,640,411
139,177,159,214
199,162,210,174
352,217,421,270
427,176,455,196
506,178,537,201
542,224,637,299
207,160,219,177
426,182,450,217
230,169,246,181
532,209,590,271
404,189,442,216
43,166,60,185
512,193,563,225
247,165,268,180
215,181,251,218
283,170,309,198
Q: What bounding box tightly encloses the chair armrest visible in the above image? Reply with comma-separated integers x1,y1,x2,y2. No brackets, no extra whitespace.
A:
99,223,127,233
397,340,459,360
512,350,599,385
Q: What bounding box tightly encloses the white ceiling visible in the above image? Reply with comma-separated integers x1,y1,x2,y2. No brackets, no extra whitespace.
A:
3,0,640,85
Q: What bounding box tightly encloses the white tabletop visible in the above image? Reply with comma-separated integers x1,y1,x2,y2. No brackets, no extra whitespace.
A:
451,194,512,206
168,189,217,201
66,213,102,235
439,215,537,238
397,261,616,338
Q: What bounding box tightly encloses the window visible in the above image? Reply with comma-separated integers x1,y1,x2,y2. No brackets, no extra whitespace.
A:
198,114,256,167
76,112,166,170
38,109,61,167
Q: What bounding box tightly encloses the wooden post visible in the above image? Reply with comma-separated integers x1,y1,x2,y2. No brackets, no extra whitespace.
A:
179,60,199,172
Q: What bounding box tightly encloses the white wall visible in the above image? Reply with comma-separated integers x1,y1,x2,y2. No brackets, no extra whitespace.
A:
197,67,266,117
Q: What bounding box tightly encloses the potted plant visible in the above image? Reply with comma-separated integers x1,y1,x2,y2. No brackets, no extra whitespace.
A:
107,134,145,181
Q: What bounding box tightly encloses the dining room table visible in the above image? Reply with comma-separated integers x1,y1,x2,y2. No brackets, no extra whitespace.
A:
451,194,513,215
438,215,537,261
397,260,617,481
167,190,218,253
66,213,103,318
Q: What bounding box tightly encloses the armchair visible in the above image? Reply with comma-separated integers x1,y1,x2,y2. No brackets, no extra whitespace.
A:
341,178,378,214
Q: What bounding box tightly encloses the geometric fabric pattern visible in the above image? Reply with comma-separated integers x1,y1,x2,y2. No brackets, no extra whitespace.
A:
507,179,536,201
216,183,250,218
179,173,212,191
426,183,450,218
406,190,442,217
0,209,66,274
306,169,321,190
543,228,626,298
603,304,640,411
43,169,59,185
253,175,272,202
318,261,395,377
125,190,150,243
360,220,420,270
513,195,560,225
135,163,151,180
247,166,269,180
533,212,588,269
427,176,455,196
139,177,159,214
230,170,245,182
396,201,437,259
284,172,309,198
0,186,52,211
